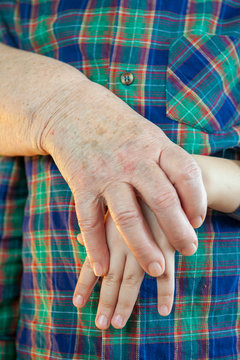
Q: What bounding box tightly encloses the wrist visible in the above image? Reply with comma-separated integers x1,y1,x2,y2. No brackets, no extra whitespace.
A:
191,155,214,208
0,44,90,156
32,75,92,156
192,155,240,213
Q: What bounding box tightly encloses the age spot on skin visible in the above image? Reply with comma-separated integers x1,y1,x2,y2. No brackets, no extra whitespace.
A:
96,125,105,136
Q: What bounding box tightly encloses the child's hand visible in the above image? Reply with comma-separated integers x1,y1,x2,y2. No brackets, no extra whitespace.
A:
192,155,240,213
73,197,175,330
72,154,240,330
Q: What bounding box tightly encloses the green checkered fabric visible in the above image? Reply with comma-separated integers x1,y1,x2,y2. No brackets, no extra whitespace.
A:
0,0,240,359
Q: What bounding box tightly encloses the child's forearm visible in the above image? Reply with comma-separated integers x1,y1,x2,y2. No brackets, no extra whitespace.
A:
193,155,240,213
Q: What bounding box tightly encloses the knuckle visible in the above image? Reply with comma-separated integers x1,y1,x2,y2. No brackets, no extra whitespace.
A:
152,190,178,210
179,161,201,184
123,273,140,287
104,272,122,286
159,293,174,300
80,216,99,233
114,209,141,227
158,273,174,296
159,272,171,282
99,300,115,311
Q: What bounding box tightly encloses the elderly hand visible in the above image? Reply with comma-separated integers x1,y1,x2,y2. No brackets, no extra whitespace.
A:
0,43,207,278
39,79,207,277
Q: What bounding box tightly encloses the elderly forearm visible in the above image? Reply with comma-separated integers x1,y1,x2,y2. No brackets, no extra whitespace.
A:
0,43,88,156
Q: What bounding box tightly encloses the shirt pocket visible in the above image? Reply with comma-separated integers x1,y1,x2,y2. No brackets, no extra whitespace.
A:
166,34,240,134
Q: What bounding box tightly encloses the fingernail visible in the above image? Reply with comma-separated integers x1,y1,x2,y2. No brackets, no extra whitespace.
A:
159,305,169,316
148,262,163,277
191,216,203,228
97,314,108,328
112,314,124,328
93,262,103,277
180,242,198,256
73,294,83,307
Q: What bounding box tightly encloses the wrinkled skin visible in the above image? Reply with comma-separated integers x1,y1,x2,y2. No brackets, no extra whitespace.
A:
39,79,207,277
0,43,207,277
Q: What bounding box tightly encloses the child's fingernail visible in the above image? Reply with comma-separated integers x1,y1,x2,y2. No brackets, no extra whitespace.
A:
73,294,83,307
159,305,169,316
112,314,124,328
97,314,108,328
148,262,163,277
93,262,103,277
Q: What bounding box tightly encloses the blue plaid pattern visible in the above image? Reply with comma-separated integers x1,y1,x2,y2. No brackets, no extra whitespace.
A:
0,0,240,359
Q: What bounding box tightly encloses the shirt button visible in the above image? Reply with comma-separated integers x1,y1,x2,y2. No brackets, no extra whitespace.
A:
120,72,134,85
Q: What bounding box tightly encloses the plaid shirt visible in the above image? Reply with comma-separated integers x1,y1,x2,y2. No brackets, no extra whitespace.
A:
0,1,240,359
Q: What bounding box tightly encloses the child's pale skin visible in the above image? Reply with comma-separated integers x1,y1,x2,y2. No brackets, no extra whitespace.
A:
73,154,240,330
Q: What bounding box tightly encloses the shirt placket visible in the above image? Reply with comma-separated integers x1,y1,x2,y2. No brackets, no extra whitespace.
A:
107,1,156,119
